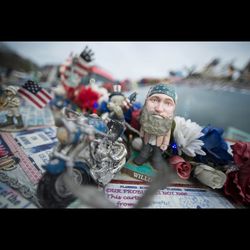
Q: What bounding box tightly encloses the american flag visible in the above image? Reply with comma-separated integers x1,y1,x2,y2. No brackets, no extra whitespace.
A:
18,81,53,109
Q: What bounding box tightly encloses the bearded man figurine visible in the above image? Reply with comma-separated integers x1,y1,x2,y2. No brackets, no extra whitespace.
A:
133,83,177,170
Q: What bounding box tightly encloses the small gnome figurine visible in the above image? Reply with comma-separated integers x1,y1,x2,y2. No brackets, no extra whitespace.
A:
107,83,132,121
0,86,24,129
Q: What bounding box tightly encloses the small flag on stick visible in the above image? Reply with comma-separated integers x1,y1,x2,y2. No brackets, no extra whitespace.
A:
18,80,52,109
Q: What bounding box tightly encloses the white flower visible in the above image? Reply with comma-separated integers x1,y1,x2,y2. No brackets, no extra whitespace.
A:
194,164,227,189
173,116,206,157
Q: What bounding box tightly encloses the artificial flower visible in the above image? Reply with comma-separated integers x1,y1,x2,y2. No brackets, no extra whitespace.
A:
194,164,227,189
168,155,192,179
173,116,206,157
231,142,250,168
74,85,100,113
195,126,233,166
224,165,250,205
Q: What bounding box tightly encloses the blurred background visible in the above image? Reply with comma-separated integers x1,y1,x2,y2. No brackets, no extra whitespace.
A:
1,41,250,139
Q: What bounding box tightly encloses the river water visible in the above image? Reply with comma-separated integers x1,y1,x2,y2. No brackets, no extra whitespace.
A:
126,83,250,134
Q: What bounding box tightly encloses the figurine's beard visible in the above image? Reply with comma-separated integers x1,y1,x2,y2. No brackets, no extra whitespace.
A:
140,106,173,136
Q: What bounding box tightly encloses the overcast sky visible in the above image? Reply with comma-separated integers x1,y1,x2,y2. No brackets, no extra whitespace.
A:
4,41,250,81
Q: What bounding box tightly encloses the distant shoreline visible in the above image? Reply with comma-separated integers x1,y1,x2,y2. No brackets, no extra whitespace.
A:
173,78,250,94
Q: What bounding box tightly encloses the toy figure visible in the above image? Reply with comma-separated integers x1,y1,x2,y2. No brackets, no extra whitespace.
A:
60,46,95,101
106,83,135,122
0,86,24,129
133,83,177,170
103,84,139,151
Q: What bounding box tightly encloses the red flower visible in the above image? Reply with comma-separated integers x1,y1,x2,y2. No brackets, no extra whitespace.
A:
224,165,250,205
231,142,250,168
74,86,100,112
168,155,192,180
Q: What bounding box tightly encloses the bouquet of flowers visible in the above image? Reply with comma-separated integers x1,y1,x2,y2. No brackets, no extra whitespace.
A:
162,116,250,207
